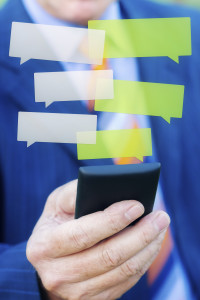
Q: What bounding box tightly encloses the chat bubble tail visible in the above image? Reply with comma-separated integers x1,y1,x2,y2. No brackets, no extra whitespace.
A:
18,112,97,146
27,141,35,147
20,57,29,65
136,156,144,162
45,101,53,108
163,115,171,124
169,56,179,64
77,129,152,160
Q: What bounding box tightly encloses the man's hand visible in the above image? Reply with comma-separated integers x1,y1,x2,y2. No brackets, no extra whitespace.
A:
26,180,170,300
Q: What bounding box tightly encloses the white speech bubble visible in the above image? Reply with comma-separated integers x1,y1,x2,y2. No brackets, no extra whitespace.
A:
17,112,97,147
34,70,114,107
76,131,97,144
9,22,105,65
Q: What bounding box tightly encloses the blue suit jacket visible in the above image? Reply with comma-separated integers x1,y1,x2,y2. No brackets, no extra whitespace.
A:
0,0,200,298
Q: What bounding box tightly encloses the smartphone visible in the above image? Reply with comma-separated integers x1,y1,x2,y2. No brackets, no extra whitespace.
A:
75,163,161,225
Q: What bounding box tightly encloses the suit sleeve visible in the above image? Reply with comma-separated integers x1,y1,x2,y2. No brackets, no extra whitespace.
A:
0,242,41,299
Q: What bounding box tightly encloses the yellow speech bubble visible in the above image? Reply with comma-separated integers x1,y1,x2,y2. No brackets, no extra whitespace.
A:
77,128,152,161
95,81,184,123
88,18,191,63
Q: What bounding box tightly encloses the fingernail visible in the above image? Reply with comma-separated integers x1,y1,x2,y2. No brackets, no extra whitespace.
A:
153,212,170,232
125,203,144,221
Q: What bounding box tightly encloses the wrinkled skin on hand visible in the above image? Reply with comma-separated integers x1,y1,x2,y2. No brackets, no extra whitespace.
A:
27,180,170,300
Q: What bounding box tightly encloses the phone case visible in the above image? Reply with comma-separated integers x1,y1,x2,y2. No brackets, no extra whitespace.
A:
75,163,161,225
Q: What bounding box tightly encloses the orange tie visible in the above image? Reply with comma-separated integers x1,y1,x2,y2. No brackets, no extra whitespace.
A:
148,227,173,284
115,120,143,165
87,58,109,112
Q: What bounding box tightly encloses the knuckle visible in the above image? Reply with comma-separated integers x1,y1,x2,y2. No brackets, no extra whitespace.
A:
146,235,164,260
101,247,123,268
41,243,53,258
26,241,35,263
136,264,148,278
26,240,48,264
42,272,60,292
49,231,63,254
47,187,60,205
140,250,160,277
105,210,121,233
140,228,153,247
67,289,90,300
102,289,124,300
37,243,51,259
79,293,91,300
146,243,157,259
121,258,141,278
70,224,90,250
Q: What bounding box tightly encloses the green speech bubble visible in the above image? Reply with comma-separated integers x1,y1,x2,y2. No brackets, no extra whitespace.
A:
88,18,191,63
95,80,184,123
77,128,152,161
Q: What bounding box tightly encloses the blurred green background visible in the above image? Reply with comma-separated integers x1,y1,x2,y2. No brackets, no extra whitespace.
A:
153,0,200,8
0,0,6,8
0,0,200,9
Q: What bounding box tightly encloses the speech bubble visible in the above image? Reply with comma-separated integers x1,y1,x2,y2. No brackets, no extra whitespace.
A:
77,128,152,161
34,70,114,107
88,18,191,63
9,22,105,65
95,81,184,123
17,112,97,147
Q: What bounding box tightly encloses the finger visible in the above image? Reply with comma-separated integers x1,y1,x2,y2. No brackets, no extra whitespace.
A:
46,200,144,257
45,180,78,215
56,180,78,214
90,266,147,300
53,210,170,281
90,256,157,300
61,231,166,300
90,235,164,300
83,229,167,296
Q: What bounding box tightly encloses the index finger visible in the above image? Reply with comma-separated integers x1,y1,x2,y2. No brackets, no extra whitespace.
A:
48,200,144,257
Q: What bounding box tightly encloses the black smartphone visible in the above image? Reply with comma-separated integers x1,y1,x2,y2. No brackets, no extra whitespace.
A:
75,163,161,225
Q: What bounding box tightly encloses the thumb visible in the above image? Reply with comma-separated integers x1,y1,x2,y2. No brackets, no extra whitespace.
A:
45,180,78,215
